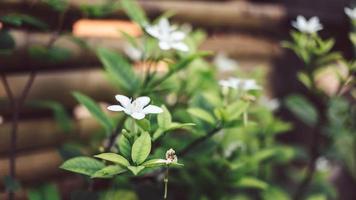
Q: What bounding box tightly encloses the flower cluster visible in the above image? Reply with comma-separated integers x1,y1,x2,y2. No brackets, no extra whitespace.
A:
145,18,189,52
219,77,261,91
292,15,323,34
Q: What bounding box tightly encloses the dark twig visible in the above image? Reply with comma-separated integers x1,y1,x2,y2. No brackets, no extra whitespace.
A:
178,125,222,157
1,71,36,200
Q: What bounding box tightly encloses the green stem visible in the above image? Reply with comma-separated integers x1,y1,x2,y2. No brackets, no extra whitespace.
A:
164,167,169,199
243,111,248,126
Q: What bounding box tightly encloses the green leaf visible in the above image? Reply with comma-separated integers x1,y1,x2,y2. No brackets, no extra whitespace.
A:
226,101,249,121
28,183,61,200
117,133,132,160
94,153,130,167
136,119,150,131
168,122,195,131
3,176,20,192
235,177,268,190
127,166,145,175
0,30,15,53
60,157,105,176
158,105,172,130
28,46,71,63
97,48,139,93
285,94,318,126
142,159,167,168
72,92,113,133
43,0,69,12
131,132,151,165
297,71,312,89
121,0,148,26
91,165,127,178
31,100,73,133
187,108,215,124
0,14,48,29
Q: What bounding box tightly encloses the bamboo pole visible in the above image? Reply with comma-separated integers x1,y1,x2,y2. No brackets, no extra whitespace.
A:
0,118,101,154
0,148,63,183
0,30,282,73
0,0,344,30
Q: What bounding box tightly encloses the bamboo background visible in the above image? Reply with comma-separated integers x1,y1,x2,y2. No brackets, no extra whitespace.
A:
0,0,354,199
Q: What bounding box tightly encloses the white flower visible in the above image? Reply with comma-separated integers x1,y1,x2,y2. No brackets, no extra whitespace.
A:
219,77,261,91
145,18,189,52
165,148,178,164
213,53,238,72
259,96,280,111
345,7,356,20
292,15,323,34
316,157,331,172
124,43,143,61
107,95,163,120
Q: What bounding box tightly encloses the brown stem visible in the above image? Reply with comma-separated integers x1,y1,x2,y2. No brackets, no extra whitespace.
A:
1,72,36,200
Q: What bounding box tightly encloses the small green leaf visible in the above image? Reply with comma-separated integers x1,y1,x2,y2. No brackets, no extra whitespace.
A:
92,165,127,178
60,157,105,176
121,0,148,26
285,94,318,126
72,92,113,133
136,119,150,131
158,105,172,130
131,132,151,165
28,46,71,63
226,101,249,121
142,159,167,168
117,133,131,159
235,177,268,190
31,100,73,133
297,71,312,89
97,48,139,93
127,166,145,175
168,122,195,131
43,0,69,12
0,30,15,53
94,153,130,167
0,14,48,29
187,108,215,124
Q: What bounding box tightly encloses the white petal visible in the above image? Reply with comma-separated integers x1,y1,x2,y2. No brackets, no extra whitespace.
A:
131,112,145,120
134,96,151,107
107,105,125,112
159,41,172,50
171,31,186,41
172,42,189,52
159,18,170,31
146,26,160,38
142,105,163,114
115,95,131,107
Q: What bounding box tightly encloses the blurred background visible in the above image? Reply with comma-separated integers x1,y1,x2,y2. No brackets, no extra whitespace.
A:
0,0,355,200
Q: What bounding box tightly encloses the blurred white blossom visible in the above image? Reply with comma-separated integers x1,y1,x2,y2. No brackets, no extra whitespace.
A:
292,16,323,34
124,43,143,61
145,18,189,52
219,77,261,91
316,157,331,172
259,96,280,111
214,53,238,72
345,7,356,20
107,95,163,120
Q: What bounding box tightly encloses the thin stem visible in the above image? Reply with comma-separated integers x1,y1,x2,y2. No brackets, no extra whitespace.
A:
178,125,222,157
1,72,36,200
243,111,248,126
163,167,169,200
